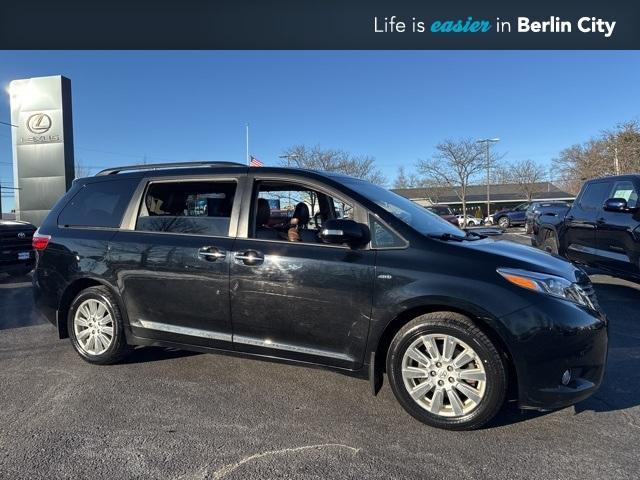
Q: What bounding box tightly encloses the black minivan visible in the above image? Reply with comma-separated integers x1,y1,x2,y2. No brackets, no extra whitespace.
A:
33,162,607,430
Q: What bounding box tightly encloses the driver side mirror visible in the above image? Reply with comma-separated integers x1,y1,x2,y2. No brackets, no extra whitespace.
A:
603,198,635,213
319,219,368,246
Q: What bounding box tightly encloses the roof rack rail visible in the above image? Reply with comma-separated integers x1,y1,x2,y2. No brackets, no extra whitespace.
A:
95,161,246,176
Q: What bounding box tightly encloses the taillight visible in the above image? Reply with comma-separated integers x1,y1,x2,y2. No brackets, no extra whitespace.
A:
32,230,51,251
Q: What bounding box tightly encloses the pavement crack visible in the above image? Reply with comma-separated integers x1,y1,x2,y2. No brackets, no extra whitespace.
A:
206,443,361,479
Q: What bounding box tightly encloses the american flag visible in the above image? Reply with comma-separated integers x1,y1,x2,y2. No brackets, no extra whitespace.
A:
249,156,263,167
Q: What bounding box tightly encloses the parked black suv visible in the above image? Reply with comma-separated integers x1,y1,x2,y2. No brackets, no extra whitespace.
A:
0,219,36,277
33,162,607,430
532,174,640,282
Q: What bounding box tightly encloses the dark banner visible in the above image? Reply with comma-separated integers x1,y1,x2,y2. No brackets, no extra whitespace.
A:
0,0,638,49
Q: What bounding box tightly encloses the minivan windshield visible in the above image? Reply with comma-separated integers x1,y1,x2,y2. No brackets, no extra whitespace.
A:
343,179,464,237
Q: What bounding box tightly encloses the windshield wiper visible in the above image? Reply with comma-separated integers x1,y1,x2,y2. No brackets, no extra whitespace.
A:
464,230,486,240
428,231,486,242
428,233,466,242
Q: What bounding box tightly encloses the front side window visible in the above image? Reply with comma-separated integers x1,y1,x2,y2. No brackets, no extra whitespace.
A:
58,178,139,228
252,180,353,244
579,182,612,211
610,181,638,208
136,181,237,236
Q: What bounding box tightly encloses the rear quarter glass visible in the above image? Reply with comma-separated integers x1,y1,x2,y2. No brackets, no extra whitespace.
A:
57,178,140,228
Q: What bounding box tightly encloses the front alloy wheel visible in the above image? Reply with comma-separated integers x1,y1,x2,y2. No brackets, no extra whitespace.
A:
387,312,507,430
401,334,486,417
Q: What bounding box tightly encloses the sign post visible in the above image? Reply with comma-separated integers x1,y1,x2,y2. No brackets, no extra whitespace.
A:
9,75,75,226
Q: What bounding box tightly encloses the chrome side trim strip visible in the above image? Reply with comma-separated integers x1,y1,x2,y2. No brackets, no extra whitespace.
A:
233,335,352,362
135,319,232,342
568,243,630,263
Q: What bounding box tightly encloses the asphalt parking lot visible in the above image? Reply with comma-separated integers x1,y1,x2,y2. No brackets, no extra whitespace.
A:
1,231,639,479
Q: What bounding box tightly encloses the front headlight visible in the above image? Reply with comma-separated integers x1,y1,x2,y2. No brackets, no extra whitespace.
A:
497,268,596,310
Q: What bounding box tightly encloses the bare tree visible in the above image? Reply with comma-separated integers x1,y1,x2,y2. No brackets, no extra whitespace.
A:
602,120,640,175
280,145,386,185
417,138,487,220
554,119,640,194
506,159,547,201
393,166,411,189
489,160,513,185
393,166,425,189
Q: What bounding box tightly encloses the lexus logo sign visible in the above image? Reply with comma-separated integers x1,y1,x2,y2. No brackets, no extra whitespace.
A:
26,113,52,134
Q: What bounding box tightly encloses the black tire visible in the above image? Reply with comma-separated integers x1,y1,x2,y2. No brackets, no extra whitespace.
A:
68,286,132,365
386,312,507,431
497,216,510,229
541,230,559,255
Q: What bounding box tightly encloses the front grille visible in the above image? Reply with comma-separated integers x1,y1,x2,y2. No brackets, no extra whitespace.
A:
0,230,34,250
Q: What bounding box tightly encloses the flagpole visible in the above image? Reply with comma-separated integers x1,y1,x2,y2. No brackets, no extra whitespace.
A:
245,123,250,166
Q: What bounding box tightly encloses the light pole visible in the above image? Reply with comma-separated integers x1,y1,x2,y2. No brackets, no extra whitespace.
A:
477,138,500,221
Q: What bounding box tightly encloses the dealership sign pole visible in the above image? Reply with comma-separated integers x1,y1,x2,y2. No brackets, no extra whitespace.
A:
9,75,75,226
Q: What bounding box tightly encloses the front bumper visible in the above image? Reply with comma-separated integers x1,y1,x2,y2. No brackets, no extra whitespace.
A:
500,298,608,411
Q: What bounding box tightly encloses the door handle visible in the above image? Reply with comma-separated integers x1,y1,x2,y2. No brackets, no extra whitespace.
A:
235,250,264,266
198,246,226,261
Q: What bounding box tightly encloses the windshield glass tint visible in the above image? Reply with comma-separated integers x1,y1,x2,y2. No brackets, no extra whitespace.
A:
343,179,463,236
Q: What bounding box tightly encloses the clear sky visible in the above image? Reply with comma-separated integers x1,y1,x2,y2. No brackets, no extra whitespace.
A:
1,51,639,212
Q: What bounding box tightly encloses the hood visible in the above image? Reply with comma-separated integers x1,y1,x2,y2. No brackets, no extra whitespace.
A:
461,238,588,283
0,220,36,231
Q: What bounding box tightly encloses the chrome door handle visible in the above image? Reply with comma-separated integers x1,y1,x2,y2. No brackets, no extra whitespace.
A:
235,250,264,265
198,247,226,261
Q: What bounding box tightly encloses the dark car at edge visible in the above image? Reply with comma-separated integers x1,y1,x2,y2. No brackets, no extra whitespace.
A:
33,162,607,430
0,219,36,277
532,174,640,282
524,201,571,234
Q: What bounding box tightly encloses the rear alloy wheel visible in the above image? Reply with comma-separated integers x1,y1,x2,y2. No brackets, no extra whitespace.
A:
498,216,510,229
387,312,507,430
68,286,131,364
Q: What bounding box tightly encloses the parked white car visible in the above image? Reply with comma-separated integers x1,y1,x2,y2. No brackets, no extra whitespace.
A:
456,214,483,227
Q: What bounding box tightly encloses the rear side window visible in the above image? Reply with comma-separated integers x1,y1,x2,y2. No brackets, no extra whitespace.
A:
578,182,611,211
136,181,237,236
58,179,139,228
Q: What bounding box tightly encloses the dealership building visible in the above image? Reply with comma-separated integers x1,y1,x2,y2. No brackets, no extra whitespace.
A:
392,182,575,217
